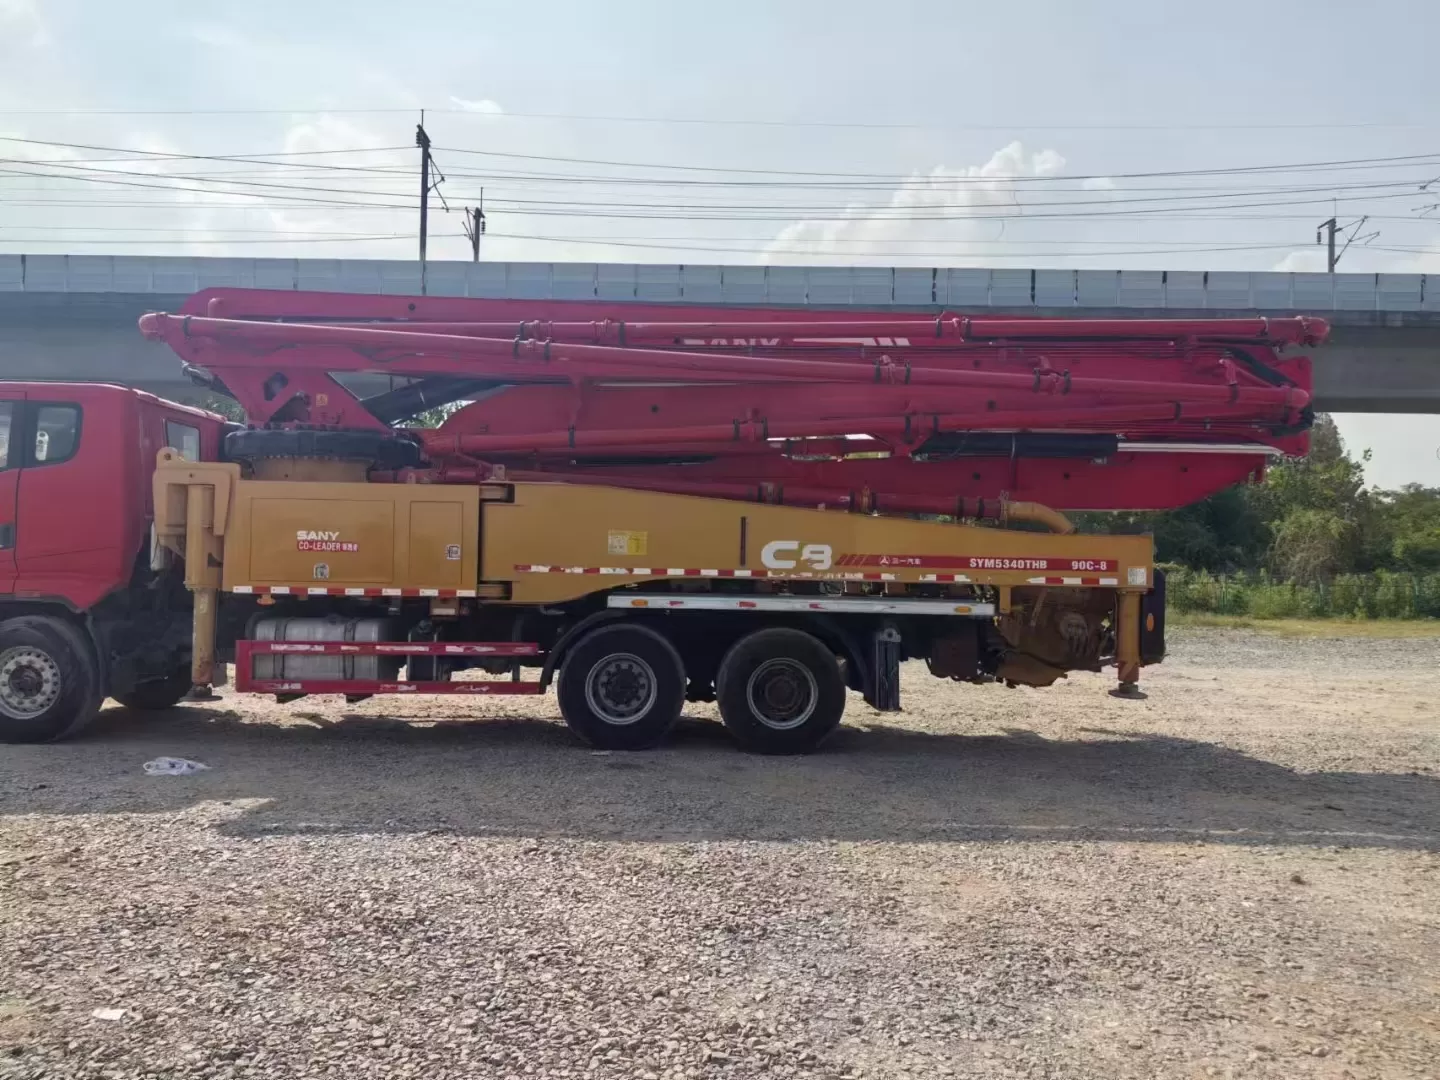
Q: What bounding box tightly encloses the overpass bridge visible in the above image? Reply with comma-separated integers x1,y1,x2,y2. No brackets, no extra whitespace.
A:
1,253,1438,413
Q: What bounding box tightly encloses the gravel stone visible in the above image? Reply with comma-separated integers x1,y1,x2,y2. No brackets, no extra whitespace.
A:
1,626,1437,1079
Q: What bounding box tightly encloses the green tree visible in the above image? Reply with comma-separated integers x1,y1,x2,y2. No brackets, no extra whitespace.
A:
1267,508,1356,583
403,402,467,428
197,392,245,423
1374,484,1440,572
1247,414,1371,579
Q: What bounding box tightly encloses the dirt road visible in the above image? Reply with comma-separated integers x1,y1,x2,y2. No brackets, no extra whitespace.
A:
2,627,1437,1079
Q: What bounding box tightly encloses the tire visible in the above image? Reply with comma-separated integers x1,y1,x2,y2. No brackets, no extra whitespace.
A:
557,623,686,750
114,670,192,712
0,615,104,744
715,628,847,755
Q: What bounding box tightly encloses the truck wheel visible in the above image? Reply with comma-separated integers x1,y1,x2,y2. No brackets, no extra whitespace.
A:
557,624,685,750
715,628,847,755
0,616,104,743
114,671,192,712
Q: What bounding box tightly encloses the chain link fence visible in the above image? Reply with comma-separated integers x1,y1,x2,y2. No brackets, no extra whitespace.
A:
1164,568,1440,619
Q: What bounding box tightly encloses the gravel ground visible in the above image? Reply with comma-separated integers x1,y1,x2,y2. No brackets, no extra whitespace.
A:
1,626,1438,1080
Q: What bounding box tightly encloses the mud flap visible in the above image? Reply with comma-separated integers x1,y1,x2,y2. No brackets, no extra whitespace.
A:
1141,568,1167,664
867,626,902,712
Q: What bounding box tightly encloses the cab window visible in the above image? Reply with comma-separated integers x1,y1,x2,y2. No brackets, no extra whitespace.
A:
164,419,201,462
0,402,11,469
30,404,80,467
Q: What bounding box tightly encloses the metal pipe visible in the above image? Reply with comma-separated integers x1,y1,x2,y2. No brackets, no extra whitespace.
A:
186,291,1330,347
1002,501,1074,534
422,400,1285,458
175,312,1332,348
138,313,1311,410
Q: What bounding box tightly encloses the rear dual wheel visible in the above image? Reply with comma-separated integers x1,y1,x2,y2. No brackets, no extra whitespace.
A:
556,622,847,755
715,628,846,755
558,624,687,751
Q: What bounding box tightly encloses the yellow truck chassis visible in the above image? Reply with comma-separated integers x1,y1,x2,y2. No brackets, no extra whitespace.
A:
154,450,1162,753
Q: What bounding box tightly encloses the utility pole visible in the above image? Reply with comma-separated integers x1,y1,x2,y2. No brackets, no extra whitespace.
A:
1315,215,1378,274
463,190,486,262
1316,217,1337,274
416,119,432,294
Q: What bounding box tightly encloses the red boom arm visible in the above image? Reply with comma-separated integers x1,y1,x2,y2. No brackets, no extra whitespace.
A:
139,288,1322,514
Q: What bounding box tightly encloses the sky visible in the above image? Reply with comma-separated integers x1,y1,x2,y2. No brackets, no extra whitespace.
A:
1,0,1438,486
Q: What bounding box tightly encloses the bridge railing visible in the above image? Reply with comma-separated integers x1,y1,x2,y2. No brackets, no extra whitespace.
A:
0,253,1435,312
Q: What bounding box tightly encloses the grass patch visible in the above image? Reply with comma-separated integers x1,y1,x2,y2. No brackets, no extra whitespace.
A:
1171,611,1440,638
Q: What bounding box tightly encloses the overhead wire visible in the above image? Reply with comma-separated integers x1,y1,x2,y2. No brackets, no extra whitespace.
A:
0,107,1433,132
4,162,1436,221
7,134,1440,185
0,235,412,245
1,134,1436,258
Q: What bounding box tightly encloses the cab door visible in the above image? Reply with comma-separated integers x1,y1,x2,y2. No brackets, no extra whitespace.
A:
0,390,22,593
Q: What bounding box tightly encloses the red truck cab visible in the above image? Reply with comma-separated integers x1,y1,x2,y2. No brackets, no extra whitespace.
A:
0,383,227,741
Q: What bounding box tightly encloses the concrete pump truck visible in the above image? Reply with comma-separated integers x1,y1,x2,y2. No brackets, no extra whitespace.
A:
0,288,1321,752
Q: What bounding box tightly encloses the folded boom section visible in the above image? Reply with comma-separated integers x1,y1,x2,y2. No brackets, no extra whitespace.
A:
139,288,1322,513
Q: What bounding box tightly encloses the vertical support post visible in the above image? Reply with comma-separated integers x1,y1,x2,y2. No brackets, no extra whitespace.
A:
183,483,220,692
1317,217,1338,274
1114,590,1142,697
463,193,485,262
417,122,431,295
868,625,902,712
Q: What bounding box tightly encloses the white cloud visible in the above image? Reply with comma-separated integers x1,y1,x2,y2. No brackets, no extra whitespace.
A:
1081,175,1116,191
449,96,504,115
1270,248,1329,273
1383,243,1440,273
763,141,1068,265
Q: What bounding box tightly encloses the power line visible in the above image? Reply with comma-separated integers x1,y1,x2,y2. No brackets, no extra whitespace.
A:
346,188,1438,223
0,157,423,202
0,166,416,210
0,107,1433,131
472,233,1373,259
4,187,1436,227
8,233,1429,258
0,217,1424,250
433,145,1440,183
13,135,1440,189
0,224,408,235
8,137,1440,216
0,235,411,245
11,156,1440,217
0,136,412,175
24,132,1433,185
13,157,1440,195
415,178,1439,213
9,163,1436,221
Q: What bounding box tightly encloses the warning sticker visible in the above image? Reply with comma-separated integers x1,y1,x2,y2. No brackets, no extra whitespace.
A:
607,530,648,556
445,544,462,561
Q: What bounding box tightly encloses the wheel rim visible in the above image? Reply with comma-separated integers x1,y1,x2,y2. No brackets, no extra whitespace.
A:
584,652,658,726
0,646,63,721
745,659,818,731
